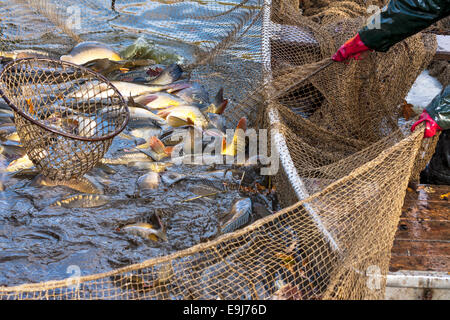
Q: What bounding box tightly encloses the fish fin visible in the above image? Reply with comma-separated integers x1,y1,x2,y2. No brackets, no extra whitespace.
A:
157,109,172,119
221,137,232,156
136,95,158,106
149,136,166,155
164,146,174,156
163,64,183,83
146,66,164,77
236,117,247,132
209,88,227,114
216,99,228,115
165,82,191,94
148,64,182,85
167,115,190,127
186,117,195,126
214,88,224,105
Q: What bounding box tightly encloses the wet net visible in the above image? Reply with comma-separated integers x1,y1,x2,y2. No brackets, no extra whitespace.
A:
0,0,442,299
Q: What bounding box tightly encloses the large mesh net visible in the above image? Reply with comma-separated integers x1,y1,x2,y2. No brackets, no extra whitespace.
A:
0,0,441,299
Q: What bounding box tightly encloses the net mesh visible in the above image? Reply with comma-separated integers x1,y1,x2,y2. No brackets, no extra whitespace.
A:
0,0,441,299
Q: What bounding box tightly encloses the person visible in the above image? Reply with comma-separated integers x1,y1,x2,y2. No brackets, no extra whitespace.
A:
332,0,450,185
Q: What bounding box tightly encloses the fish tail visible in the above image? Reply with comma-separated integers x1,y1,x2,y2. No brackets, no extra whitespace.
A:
213,88,228,114
236,117,247,132
149,136,166,155
164,146,174,156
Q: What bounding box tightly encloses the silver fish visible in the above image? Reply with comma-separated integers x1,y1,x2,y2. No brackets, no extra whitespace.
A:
221,198,253,234
60,41,122,65
0,144,26,158
175,82,210,106
127,161,171,172
137,172,160,190
50,194,110,208
32,174,104,194
101,151,153,165
161,171,186,186
122,222,167,241
146,64,183,85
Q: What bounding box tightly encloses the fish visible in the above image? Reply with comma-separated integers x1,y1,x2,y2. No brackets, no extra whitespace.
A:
129,126,162,142
122,214,167,241
147,136,174,160
50,194,110,208
0,114,14,124
83,58,156,77
11,167,40,179
197,170,234,181
82,58,129,75
158,105,209,128
0,49,50,60
68,81,175,101
3,132,20,143
134,92,187,110
127,97,168,126
137,172,160,190
201,88,228,114
161,171,186,186
0,144,26,158
95,163,117,175
63,115,98,138
60,41,122,65
145,64,183,85
100,151,154,165
206,112,227,133
32,174,104,194
159,125,202,147
174,82,210,106
221,117,247,156
5,154,34,172
220,198,253,234
127,161,171,172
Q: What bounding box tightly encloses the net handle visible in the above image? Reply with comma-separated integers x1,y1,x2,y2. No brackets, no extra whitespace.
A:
0,57,130,142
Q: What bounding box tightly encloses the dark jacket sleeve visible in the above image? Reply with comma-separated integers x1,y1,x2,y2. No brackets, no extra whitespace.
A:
427,85,450,130
359,0,450,52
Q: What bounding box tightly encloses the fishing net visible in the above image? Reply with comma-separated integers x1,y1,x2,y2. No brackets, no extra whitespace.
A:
0,0,442,299
0,58,129,180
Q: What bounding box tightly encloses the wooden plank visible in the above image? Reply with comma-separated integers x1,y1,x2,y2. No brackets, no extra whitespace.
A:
390,184,450,273
400,200,449,220
394,220,450,241
404,184,450,202
391,240,449,257
389,255,449,272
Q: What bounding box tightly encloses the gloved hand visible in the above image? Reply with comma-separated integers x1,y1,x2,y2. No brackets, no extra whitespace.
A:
411,110,442,138
332,34,372,62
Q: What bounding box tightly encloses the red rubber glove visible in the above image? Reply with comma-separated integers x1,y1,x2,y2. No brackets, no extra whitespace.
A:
332,34,372,62
411,110,442,138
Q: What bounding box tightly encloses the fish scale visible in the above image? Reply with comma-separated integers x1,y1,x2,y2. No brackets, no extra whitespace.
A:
221,198,253,234
50,194,110,208
33,175,104,194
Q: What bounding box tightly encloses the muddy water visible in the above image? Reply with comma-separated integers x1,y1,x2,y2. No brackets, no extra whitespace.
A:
0,0,273,288
0,134,277,287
